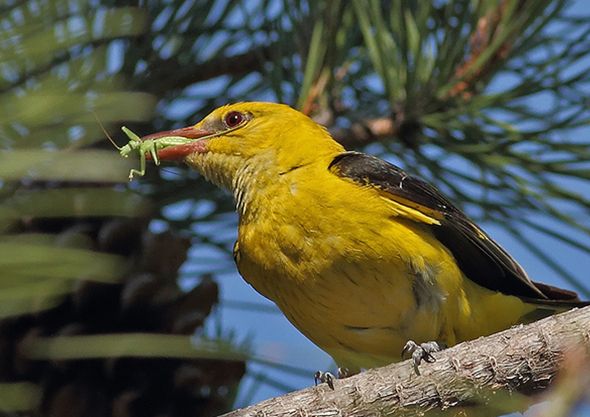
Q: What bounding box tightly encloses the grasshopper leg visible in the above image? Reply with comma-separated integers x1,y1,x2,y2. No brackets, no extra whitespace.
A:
128,149,147,181
149,143,161,166
138,150,147,177
128,169,143,181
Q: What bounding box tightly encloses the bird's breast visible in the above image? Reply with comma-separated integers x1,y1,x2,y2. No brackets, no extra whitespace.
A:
233,173,458,367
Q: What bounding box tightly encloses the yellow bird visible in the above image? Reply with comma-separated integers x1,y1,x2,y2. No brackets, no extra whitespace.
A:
145,102,585,378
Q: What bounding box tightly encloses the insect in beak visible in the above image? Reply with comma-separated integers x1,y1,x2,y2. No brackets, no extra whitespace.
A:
142,126,213,161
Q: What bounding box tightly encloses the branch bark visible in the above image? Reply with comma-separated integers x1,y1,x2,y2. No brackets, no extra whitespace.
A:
145,44,272,96
330,117,398,148
223,306,590,417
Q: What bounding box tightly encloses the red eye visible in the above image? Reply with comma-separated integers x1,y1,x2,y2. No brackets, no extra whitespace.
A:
224,111,245,128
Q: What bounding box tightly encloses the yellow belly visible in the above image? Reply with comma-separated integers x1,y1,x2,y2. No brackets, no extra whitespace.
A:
235,167,534,371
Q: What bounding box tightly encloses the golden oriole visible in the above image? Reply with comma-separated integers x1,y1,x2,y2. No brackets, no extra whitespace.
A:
145,102,585,374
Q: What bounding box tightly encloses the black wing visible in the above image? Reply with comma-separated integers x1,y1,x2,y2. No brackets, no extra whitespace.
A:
329,151,581,302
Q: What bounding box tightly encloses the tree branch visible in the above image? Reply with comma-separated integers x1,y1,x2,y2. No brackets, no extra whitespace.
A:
329,117,398,148
445,0,515,100
145,44,273,96
223,306,590,417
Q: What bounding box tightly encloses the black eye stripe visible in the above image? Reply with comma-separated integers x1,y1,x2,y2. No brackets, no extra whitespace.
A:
224,111,245,128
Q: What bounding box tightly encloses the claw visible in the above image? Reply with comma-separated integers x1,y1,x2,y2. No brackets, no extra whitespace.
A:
402,340,444,375
314,371,336,389
337,367,350,379
314,367,355,389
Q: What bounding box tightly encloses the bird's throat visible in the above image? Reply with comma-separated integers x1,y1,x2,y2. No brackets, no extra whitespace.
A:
186,152,274,221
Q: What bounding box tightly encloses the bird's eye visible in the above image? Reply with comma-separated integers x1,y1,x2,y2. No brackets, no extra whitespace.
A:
224,111,245,128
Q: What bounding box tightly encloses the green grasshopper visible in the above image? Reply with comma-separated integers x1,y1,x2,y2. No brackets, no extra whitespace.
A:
108,126,192,181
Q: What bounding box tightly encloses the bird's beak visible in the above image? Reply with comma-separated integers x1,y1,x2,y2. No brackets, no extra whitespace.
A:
142,126,212,160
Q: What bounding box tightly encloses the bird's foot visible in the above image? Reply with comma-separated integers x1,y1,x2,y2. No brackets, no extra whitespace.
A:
402,340,445,375
314,367,350,390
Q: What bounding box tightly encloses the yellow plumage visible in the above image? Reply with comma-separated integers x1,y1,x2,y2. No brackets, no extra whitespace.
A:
148,102,584,373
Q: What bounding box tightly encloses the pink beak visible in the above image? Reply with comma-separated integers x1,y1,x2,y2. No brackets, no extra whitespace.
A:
142,126,211,160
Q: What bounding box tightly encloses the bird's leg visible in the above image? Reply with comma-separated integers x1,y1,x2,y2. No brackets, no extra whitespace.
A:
314,367,350,390
402,340,446,375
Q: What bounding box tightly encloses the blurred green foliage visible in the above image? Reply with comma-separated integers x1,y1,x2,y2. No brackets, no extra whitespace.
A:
0,1,150,315
0,1,248,415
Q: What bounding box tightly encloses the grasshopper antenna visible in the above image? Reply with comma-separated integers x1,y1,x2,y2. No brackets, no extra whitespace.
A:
93,111,121,150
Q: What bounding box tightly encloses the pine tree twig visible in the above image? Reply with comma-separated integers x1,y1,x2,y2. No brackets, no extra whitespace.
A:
222,306,590,417
330,117,398,148
301,70,330,116
446,0,524,100
146,45,273,95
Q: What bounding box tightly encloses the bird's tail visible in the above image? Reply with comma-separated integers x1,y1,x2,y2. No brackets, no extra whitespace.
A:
521,281,589,322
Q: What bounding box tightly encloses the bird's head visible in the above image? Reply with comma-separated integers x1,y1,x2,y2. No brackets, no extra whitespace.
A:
145,102,344,192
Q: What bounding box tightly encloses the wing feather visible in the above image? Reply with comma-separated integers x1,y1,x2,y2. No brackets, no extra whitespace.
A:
329,151,576,301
